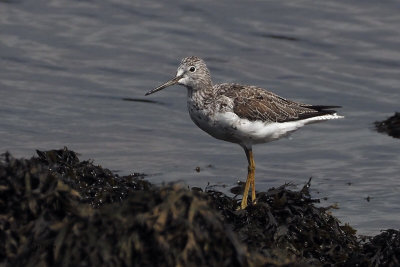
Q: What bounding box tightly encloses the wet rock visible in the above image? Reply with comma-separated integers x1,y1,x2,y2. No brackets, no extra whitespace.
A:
375,112,400,139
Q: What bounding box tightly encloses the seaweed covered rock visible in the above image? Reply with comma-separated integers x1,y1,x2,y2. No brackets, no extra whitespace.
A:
0,151,86,264
16,186,258,267
0,150,261,266
1,148,399,266
207,180,359,266
362,229,400,266
375,112,400,139
36,148,149,207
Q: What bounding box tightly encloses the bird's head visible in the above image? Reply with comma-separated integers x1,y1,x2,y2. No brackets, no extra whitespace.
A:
145,56,212,96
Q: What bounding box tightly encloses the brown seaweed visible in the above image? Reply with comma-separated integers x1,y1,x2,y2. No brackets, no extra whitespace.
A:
1,148,399,266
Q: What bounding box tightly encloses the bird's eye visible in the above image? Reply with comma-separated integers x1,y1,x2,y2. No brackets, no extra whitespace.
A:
189,66,196,72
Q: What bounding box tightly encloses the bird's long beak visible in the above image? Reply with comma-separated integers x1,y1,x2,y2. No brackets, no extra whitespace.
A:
145,74,183,96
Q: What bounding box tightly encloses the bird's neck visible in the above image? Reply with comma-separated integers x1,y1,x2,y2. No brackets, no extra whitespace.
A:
187,86,214,109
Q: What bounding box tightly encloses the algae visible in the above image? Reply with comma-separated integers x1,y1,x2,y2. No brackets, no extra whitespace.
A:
1,148,399,266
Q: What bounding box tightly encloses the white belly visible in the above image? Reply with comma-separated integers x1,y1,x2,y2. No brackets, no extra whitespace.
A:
188,107,287,146
188,108,342,147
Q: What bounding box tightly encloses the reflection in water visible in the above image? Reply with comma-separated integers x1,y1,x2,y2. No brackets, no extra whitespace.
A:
257,33,300,42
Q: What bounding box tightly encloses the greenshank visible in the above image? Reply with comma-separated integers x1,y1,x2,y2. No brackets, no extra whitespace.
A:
145,56,343,209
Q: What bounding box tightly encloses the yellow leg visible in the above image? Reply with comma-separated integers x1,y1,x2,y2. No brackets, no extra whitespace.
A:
240,170,251,209
240,147,256,209
250,152,256,204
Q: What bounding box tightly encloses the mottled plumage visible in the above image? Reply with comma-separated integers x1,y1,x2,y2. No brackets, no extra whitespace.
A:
215,83,339,123
146,56,343,209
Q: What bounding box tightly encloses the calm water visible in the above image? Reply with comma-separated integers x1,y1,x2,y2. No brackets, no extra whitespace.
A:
1,0,399,235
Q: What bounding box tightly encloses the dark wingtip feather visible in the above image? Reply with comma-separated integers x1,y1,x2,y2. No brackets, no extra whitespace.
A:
291,105,342,121
307,105,341,115
306,105,342,110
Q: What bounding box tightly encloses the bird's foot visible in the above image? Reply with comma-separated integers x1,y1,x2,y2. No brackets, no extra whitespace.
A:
237,197,257,210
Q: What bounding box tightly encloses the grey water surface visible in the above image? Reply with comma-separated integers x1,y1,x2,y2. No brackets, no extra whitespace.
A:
1,0,399,235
